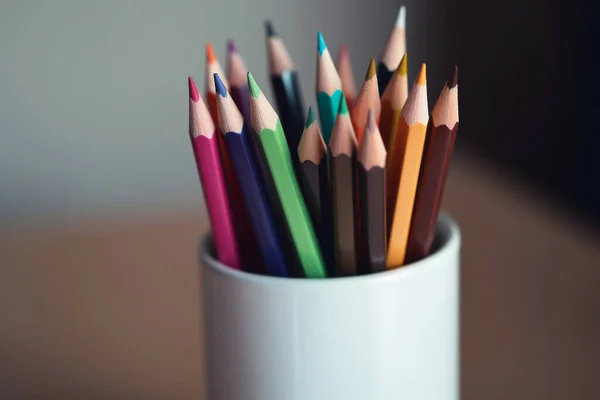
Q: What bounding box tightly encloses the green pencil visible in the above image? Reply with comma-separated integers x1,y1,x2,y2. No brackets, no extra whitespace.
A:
247,72,327,278
316,32,343,143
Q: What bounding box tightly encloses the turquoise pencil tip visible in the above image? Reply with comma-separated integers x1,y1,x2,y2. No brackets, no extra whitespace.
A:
317,32,327,55
305,107,316,128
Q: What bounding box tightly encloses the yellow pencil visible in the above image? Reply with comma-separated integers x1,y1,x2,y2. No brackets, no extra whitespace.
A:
386,64,429,268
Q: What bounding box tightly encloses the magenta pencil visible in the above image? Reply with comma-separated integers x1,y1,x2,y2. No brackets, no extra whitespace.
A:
227,40,252,125
188,77,241,269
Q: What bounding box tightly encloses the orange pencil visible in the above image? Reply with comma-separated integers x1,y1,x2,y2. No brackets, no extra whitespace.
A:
351,59,381,144
337,44,357,109
386,64,429,268
380,53,409,234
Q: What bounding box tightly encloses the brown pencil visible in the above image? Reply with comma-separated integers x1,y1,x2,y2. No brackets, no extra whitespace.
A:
386,64,429,268
405,67,459,263
351,59,381,144
329,96,359,276
298,107,334,275
337,44,357,109
357,109,387,273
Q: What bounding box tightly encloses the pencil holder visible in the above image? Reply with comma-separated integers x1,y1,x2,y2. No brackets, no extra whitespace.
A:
199,212,460,400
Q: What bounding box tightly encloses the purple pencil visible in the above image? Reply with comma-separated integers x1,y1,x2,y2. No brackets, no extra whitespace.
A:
226,40,252,125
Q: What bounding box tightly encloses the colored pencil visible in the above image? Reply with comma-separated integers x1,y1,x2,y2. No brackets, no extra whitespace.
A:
316,31,343,143
297,107,334,275
351,59,381,144
227,39,251,124
188,77,241,270
357,109,387,273
381,53,409,234
214,73,289,277
205,43,261,272
329,96,359,276
248,73,327,278
337,44,357,109
205,43,229,126
387,64,429,268
406,67,459,263
265,20,306,169
376,6,406,95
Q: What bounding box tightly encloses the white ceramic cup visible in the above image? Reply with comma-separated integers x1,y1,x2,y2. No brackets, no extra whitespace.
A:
200,212,460,400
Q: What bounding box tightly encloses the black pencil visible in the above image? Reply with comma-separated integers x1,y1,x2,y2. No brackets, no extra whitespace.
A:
376,6,406,95
357,109,387,273
329,96,359,276
298,107,334,275
265,20,305,169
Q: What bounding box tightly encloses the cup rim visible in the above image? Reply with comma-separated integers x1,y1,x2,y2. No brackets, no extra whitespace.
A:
199,212,460,286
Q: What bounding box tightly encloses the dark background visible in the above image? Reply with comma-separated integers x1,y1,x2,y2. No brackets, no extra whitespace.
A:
451,0,600,228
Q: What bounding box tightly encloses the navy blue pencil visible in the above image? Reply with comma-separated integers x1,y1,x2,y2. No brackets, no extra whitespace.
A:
214,73,289,277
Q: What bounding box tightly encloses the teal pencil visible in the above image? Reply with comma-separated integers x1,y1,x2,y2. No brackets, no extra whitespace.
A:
316,32,343,143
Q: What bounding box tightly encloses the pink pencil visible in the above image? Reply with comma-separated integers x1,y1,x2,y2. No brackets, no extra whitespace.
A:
188,77,241,269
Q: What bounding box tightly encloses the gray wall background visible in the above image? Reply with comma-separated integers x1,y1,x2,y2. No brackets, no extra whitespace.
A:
0,0,449,225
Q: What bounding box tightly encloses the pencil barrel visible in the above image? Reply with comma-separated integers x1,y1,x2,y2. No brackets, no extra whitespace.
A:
331,154,358,276
406,123,458,263
358,165,387,273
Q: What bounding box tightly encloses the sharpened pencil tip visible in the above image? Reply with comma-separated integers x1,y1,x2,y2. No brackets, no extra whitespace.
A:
397,53,408,76
365,58,377,80
227,39,237,54
447,66,458,88
214,73,228,97
305,107,316,128
366,108,376,131
247,72,261,99
338,95,349,115
206,43,217,63
416,63,427,86
339,43,348,57
265,20,277,37
396,5,406,28
317,32,327,55
188,76,200,102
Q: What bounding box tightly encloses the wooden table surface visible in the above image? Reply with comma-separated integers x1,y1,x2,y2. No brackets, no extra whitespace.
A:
1,156,599,399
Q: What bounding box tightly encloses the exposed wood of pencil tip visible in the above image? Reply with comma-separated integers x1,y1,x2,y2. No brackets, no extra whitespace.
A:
379,6,407,69
316,32,342,94
265,20,294,75
205,42,229,94
337,44,357,100
381,53,409,108
247,72,279,132
358,110,386,170
329,98,357,157
298,108,327,164
401,64,429,126
353,59,381,123
227,39,249,88
189,77,215,138
432,66,459,127
214,74,243,133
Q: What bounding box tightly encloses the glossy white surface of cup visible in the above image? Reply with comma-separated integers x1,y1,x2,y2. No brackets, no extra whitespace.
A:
200,213,460,400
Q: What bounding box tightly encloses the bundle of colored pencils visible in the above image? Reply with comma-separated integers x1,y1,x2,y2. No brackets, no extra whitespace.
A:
188,5,459,278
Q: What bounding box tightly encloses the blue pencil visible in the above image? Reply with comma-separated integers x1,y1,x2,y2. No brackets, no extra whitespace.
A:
214,73,289,277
